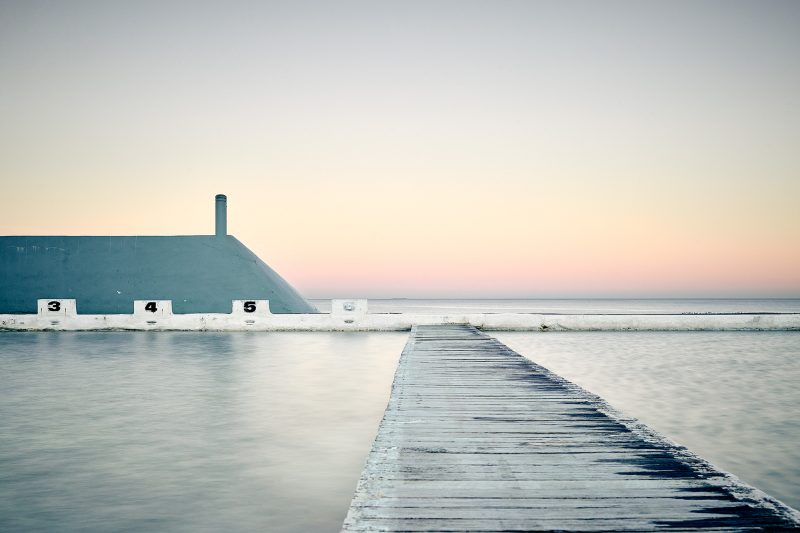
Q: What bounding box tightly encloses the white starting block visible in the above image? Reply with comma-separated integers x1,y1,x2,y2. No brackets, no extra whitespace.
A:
37,299,77,317
232,299,270,316
134,300,173,317
331,299,368,323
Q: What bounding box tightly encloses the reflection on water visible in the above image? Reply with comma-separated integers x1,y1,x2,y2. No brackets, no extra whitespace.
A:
2,330,799,532
0,332,406,533
494,331,800,510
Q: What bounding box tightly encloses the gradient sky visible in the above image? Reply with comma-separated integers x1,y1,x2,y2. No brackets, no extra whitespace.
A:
1,1,798,298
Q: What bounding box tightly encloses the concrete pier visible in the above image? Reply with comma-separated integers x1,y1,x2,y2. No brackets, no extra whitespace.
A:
343,325,800,531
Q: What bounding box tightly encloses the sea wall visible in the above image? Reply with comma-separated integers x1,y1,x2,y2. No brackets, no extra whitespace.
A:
2,299,798,331
0,235,316,314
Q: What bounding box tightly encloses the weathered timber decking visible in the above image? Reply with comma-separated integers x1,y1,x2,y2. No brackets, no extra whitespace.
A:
343,325,800,532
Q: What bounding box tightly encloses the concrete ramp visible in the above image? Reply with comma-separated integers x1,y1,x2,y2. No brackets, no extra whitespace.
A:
0,235,315,314
343,325,799,531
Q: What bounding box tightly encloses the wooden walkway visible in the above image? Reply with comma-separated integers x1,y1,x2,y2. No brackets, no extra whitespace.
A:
343,325,800,532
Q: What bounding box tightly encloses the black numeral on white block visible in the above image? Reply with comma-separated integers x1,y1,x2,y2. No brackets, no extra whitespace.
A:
233,300,269,316
38,299,76,317
134,300,172,317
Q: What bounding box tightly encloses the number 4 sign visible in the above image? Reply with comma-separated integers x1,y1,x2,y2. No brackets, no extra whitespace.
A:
134,300,172,316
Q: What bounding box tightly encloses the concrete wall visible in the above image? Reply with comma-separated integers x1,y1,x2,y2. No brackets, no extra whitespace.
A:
0,235,316,314
2,299,798,331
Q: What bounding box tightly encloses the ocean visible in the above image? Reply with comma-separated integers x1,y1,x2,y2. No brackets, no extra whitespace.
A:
1,299,798,532
312,297,800,314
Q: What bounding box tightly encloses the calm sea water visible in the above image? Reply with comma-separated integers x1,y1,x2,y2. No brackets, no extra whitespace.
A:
1,300,799,532
494,331,800,511
312,298,800,314
0,332,406,532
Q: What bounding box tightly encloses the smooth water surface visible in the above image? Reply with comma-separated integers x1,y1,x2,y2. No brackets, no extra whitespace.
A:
312,298,800,314
494,331,800,510
2,325,799,532
0,332,406,532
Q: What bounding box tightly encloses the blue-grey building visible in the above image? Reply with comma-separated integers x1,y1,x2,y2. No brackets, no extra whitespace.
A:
0,195,317,314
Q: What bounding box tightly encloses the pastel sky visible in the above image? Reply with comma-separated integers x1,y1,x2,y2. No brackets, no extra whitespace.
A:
1,1,798,298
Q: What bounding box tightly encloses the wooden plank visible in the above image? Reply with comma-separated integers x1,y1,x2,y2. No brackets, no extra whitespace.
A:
343,325,800,532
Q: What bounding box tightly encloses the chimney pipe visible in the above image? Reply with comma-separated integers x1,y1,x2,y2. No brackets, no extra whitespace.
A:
215,194,227,236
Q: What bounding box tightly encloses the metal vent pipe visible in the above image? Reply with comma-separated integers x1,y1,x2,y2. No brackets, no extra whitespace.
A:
215,194,227,236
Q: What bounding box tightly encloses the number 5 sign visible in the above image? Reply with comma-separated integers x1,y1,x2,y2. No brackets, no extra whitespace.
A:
232,300,269,316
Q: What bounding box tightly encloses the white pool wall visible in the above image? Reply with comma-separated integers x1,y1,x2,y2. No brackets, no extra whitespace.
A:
1,299,798,331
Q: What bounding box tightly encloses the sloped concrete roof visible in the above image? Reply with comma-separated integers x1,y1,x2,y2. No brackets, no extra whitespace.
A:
0,235,316,314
